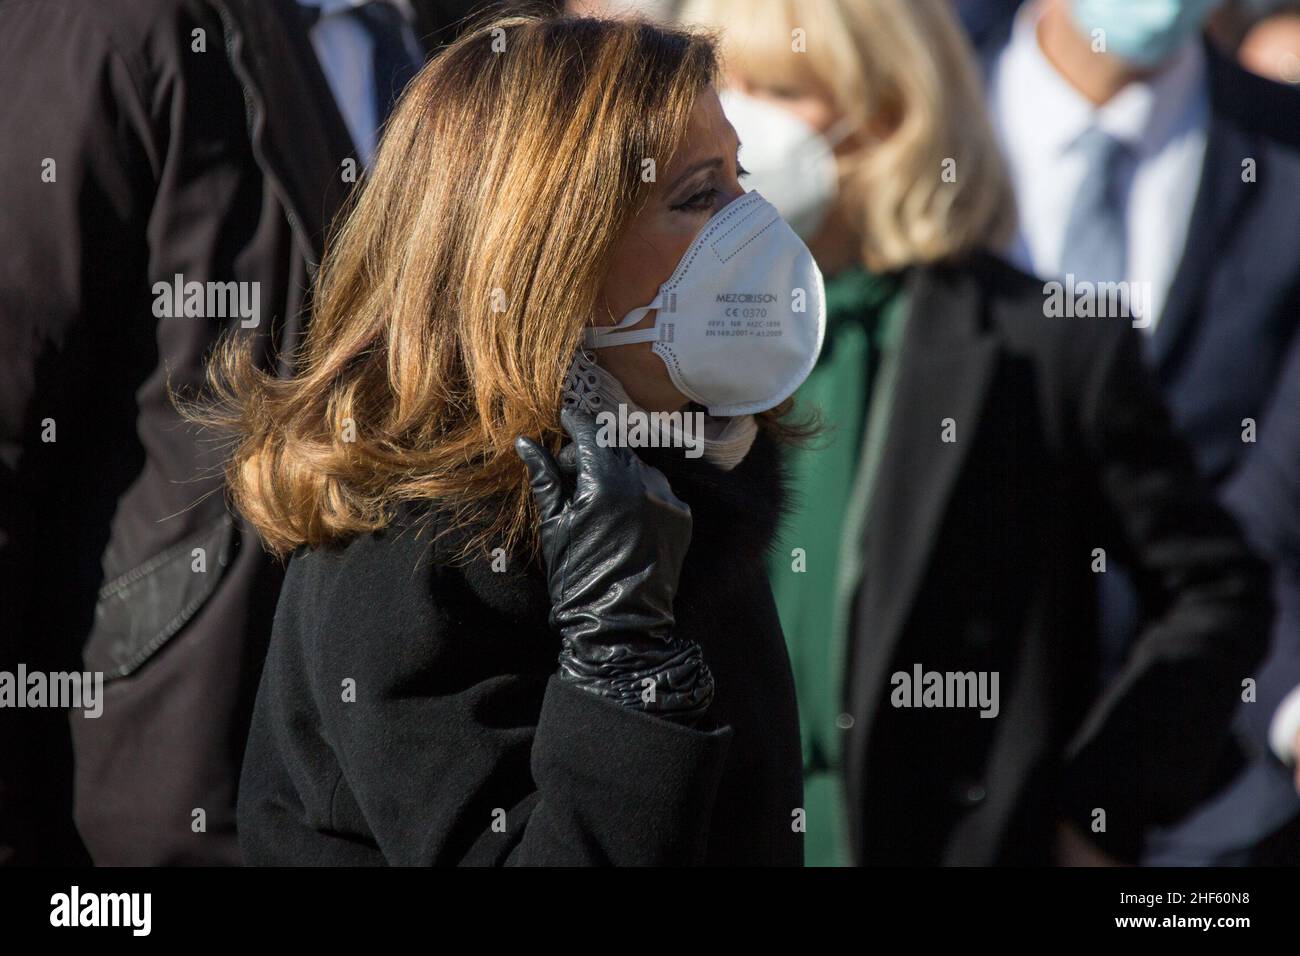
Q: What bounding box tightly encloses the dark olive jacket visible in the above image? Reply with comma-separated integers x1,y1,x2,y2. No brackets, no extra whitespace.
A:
0,0,475,865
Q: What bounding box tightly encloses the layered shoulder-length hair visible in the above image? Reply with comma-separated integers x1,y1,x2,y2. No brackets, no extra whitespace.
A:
677,0,1017,271
195,14,784,561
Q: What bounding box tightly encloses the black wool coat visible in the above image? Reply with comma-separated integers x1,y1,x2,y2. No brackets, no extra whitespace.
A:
237,431,805,865
841,256,1272,865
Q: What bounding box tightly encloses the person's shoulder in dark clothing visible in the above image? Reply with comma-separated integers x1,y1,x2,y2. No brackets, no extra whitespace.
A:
921,249,1136,390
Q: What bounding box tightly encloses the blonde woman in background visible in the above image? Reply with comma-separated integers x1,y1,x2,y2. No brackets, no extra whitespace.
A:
679,0,1268,866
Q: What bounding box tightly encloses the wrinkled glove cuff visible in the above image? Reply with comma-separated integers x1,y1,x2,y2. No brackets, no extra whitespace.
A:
557,635,715,723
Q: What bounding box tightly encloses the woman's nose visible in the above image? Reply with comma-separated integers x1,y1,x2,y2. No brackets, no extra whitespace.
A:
719,180,747,207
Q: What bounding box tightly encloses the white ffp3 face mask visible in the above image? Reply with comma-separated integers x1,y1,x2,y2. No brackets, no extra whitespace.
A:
719,89,856,241
582,190,826,417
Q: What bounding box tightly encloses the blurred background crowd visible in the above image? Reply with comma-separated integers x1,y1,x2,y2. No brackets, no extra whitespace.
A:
2,0,1299,866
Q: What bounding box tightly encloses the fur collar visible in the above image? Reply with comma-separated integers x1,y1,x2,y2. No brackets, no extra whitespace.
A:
412,429,788,625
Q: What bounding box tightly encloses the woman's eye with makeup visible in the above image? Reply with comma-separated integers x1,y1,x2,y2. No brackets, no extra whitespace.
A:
673,186,719,213
762,85,804,100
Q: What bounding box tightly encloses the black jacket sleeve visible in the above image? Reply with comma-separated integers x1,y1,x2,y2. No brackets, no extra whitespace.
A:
1221,327,1300,752
1059,325,1273,860
0,0,278,864
0,4,157,862
304,552,734,866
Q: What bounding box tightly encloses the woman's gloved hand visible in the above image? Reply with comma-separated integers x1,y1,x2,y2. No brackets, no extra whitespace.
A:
514,407,714,723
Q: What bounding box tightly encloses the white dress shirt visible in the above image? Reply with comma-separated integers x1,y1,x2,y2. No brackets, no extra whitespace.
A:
1272,685,1300,766
296,0,422,166
989,0,1210,334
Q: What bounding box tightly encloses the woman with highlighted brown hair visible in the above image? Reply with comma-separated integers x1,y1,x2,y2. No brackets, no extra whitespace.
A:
212,13,819,864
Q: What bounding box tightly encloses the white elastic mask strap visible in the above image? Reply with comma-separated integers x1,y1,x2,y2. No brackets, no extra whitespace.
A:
583,296,663,349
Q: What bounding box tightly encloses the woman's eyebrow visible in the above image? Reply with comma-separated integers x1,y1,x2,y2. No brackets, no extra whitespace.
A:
667,157,724,193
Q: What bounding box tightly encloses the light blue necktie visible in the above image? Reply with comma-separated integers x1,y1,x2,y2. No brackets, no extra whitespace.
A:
347,2,422,131
1060,127,1132,287
1066,127,1141,682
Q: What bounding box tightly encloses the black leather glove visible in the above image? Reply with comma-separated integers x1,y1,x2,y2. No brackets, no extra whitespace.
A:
514,407,714,723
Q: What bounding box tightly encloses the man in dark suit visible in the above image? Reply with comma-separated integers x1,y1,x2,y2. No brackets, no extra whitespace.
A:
0,0,483,865
970,0,1300,863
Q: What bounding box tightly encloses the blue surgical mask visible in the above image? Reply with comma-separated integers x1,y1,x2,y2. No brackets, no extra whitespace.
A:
1070,0,1222,68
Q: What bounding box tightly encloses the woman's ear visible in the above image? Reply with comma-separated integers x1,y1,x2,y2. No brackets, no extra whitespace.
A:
864,99,903,145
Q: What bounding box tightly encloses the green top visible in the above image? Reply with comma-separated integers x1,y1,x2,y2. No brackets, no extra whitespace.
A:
766,263,909,867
